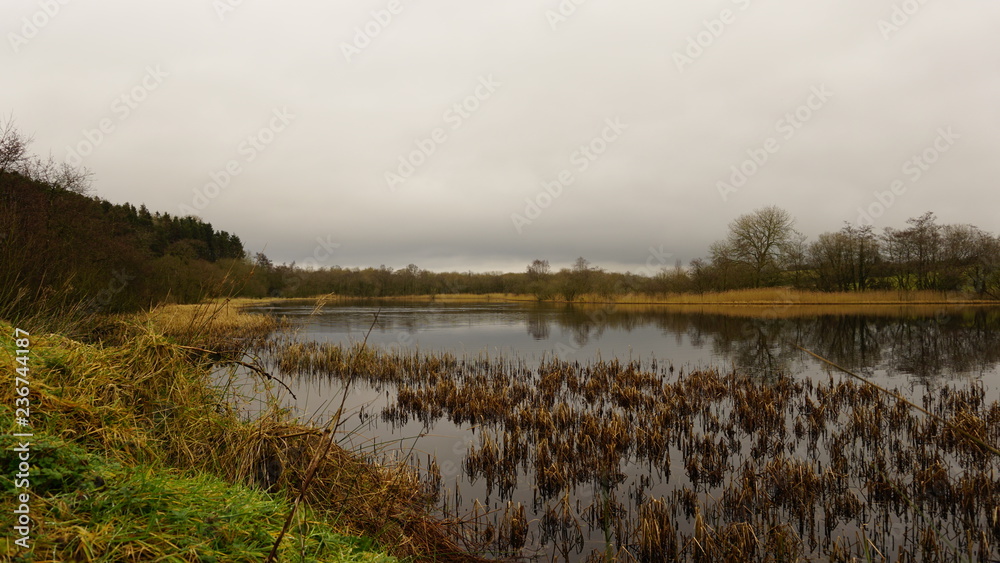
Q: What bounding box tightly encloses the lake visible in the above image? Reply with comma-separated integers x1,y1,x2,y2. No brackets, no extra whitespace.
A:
243,300,1000,561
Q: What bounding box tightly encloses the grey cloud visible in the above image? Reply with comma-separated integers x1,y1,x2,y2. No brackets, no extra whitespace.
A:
3,0,999,273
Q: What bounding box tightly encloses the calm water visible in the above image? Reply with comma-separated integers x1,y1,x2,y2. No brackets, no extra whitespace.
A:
242,300,1000,560
254,300,1000,391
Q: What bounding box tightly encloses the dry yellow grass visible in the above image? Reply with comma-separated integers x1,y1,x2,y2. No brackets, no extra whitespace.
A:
143,300,280,351
0,315,478,562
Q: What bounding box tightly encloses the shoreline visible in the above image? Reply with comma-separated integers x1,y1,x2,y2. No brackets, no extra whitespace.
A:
234,289,1000,307
229,291,1000,312
0,307,480,562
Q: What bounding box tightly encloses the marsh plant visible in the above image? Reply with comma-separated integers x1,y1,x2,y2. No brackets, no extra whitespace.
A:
275,340,1000,561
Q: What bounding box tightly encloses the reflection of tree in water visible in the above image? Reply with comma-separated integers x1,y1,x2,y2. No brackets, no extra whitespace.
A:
548,304,620,348
525,310,550,340
562,320,605,348
539,305,1000,382
310,303,1000,382
886,310,1000,382
877,319,943,381
806,315,883,375
712,318,801,378
801,311,1000,382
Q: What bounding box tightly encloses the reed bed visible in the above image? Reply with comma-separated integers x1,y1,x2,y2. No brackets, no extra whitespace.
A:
272,339,1000,561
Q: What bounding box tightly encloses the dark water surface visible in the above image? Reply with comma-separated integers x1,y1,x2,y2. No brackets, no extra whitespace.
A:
242,301,1000,560
255,300,1000,395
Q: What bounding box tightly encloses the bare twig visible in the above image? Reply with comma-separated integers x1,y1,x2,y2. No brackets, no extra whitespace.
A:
174,344,297,400
266,308,381,562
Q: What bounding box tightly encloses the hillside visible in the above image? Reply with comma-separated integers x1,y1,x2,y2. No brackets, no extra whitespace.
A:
1,170,252,323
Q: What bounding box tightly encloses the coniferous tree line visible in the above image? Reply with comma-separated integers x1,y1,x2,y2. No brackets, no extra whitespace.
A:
2,117,261,323
1,118,253,322
1,169,249,319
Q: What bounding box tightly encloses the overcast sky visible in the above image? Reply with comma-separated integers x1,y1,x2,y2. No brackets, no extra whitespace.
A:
3,0,999,273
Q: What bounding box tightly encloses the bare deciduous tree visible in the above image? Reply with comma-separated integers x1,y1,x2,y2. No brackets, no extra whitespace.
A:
559,257,595,301
19,153,94,194
905,211,941,290
716,205,798,287
526,259,551,280
0,113,31,174
526,259,552,301
0,114,93,194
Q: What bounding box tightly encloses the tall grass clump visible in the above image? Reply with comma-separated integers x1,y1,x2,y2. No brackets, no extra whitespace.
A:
0,303,478,561
0,280,105,342
142,299,281,352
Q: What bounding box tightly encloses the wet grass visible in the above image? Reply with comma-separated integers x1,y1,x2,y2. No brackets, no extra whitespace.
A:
0,422,393,562
0,305,481,562
272,339,1000,561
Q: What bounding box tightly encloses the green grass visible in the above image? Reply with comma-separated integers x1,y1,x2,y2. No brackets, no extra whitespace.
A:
0,417,395,562
0,310,474,562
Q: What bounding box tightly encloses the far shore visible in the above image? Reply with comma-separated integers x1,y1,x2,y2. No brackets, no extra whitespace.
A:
231,288,998,305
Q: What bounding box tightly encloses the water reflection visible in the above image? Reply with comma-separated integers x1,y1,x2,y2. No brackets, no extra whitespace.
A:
249,301,1000,561
257,301,1000,387
547,305,1000,382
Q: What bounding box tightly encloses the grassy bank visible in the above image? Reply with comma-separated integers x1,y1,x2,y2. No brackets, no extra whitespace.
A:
0,304,476,562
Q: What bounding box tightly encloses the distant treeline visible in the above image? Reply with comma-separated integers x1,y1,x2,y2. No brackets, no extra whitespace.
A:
259,206,1000,301
5,169,1000,326
4,113,1000,326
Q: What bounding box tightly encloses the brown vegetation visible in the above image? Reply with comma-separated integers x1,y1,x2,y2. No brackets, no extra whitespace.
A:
0,305,483,561
273,340,1000,561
